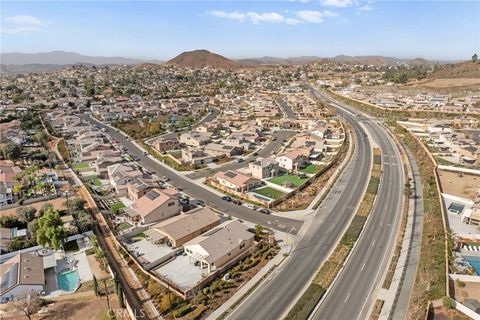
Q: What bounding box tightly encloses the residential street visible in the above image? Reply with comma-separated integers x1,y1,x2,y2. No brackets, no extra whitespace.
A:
81,115,304,234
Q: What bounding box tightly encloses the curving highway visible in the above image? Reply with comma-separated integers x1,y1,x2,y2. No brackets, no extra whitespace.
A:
226,89,373,320
310,88,404,320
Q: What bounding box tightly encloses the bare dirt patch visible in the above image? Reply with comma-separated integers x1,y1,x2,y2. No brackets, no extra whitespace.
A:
438,169,479,200
0,196,68,217
415,78,480,89
453,280,480,302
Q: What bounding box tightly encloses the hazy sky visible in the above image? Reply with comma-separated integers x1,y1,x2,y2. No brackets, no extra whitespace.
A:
1,1,479,60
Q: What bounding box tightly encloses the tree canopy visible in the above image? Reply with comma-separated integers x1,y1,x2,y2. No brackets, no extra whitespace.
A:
36,208,67,250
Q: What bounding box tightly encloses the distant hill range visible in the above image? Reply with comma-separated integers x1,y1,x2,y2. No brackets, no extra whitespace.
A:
1,51,162,65
237,55,444,66
0,49,466,74
167,49,240,69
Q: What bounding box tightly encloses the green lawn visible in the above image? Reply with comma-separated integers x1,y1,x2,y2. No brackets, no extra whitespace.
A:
116,222,131,231
72,162,90,170
168,150,182,159
268,174,309,188
298,164,320,174
109,202,126,213
254,187,286,200
90,178,102,186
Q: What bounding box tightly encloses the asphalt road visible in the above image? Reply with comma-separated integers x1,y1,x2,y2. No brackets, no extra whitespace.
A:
310,89,404,320
185,130,296,180
275,96,298,119
226,92,373,320
81,115,303,234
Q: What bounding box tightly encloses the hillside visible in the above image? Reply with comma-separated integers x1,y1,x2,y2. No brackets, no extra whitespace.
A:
167,49,240,69
0,51,162,65
428,61,480,79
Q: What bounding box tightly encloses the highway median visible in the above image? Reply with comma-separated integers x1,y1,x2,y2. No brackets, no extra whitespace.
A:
285,148,382,320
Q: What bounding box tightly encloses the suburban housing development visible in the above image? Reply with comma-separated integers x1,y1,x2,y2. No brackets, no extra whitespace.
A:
0,1,479,319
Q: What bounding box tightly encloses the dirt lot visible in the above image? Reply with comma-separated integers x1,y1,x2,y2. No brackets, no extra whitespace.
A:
0,292,128,320
453,280,480,302
0,196,68,217
416,78,480,89
87,254,110,280
438,169,479,200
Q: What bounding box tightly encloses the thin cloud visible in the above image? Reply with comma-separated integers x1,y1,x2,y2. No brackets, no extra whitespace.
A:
321,0,354,8
247,12,285,24
207,10,338,25
358,5,373,11
1,14,49,34
296,11,324,23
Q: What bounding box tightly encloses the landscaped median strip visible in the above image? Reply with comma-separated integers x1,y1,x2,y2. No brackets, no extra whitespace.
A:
285,148,382,320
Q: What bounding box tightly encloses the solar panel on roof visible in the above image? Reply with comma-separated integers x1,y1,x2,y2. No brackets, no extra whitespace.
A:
146,190,160,200
225,171,237,178
0,263,18,292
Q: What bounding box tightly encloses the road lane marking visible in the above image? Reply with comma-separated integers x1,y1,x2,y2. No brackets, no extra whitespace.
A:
344,292,351,303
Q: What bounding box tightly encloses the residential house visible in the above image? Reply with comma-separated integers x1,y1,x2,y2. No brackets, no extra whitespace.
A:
276,150,309,172
148,207,221,247
0,253,45,302
0,162,22,205
249,158,280,179
125,188,181,224
203,143,243,157
127,177,160,201
181,148,215,166
152,137,180,153
95,150,123,177
184,220,254,274
107,163,144,196
0,228,28,253
179,132,212,147
213,170,261,192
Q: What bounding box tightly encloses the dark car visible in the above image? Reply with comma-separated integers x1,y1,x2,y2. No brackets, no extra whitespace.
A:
179,198,190,205
259,209,271,215
232,199,242,205
222,196,232,202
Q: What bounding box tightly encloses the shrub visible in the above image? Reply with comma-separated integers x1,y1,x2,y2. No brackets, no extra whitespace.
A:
443,296,454,309
174,304,192,318
285,284,326,320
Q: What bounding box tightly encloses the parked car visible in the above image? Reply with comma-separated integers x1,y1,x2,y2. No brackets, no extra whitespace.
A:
143,151,148,156
222,196,232,202
252,152,258,156
236,158,244,163
195,200,205,206
245,204,257,210
232,199,242,205
259,209,271,215
160,176,170,183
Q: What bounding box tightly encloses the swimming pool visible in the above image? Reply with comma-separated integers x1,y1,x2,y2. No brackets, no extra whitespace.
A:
464,256,480,275
57,269,79,292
